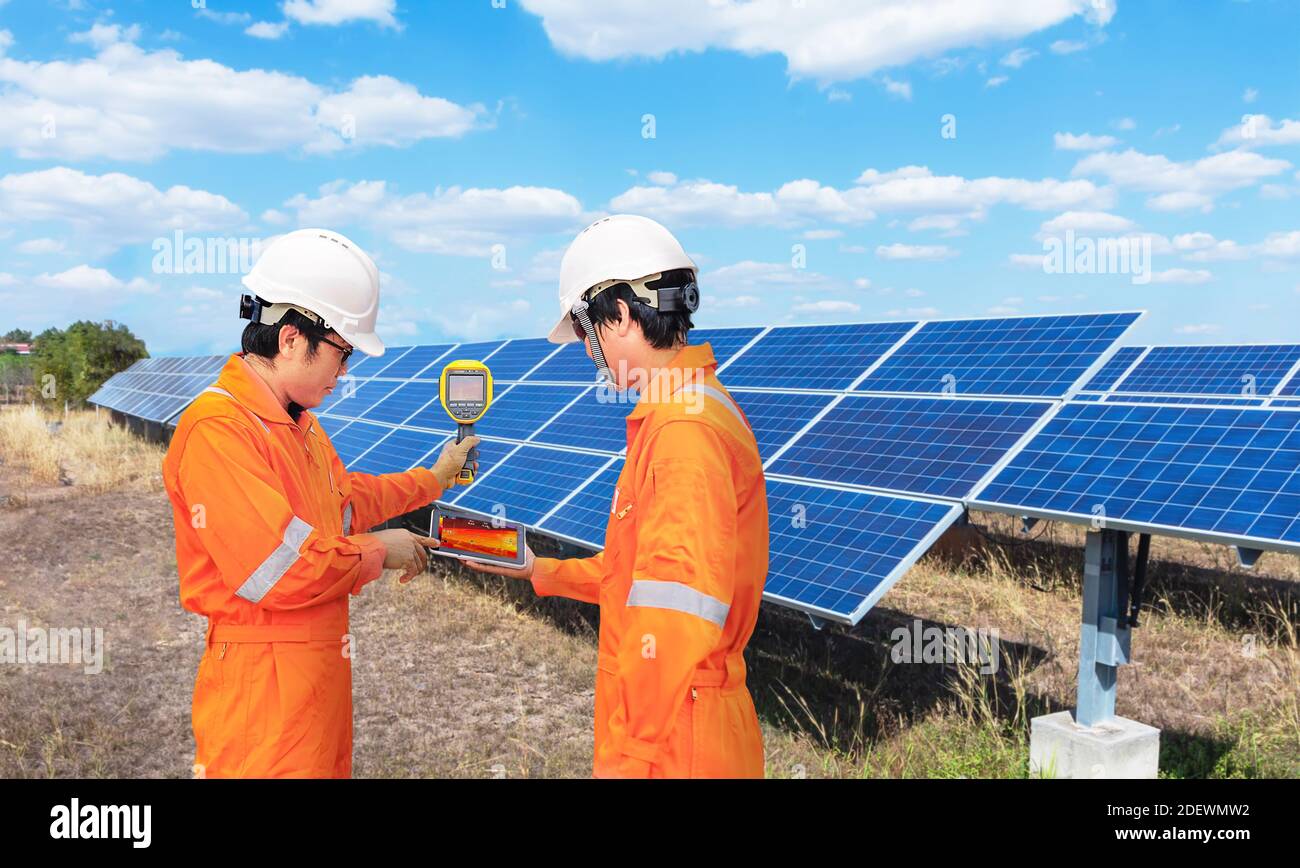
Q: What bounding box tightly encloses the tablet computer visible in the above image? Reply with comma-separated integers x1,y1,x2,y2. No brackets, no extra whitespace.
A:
426,505,527,568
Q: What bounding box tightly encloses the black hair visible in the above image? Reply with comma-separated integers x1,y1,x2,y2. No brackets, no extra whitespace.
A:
585,268,694,350
240,308,331,421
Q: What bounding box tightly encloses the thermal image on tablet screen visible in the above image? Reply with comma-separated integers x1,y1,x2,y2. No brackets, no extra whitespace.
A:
439,515,519,559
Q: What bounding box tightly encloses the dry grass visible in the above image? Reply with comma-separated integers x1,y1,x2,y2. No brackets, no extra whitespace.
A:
0,405,163,497
0,410,1296,778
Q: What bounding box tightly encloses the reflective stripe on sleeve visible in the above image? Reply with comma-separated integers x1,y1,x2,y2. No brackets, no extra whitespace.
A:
342,502,353,535
235,516,314,604
626,579,730,629
677,384,750,431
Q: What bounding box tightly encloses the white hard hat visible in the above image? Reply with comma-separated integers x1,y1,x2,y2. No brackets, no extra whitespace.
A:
548,214,697,344
241,228,386,357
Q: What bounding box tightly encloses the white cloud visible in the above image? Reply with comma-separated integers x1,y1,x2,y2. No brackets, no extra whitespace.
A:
1257,230,1300,259
802,228,843,240
0,41,482,159
1000,47,1036,68
1112,117,1137,131
1175,323,1222,335
33,264,157,294
792,299,860,315
1049,38,1088,54
15,237,65,254
1215,115,1300,150
285,179,587,256
1150,268,1212,285
283,0,399,28
246,21,291,40
196,8,253,25
883,77,912,100
1054,131,1119,151
985,75,1009,88
1172,232,1248,262
703,260,831,294
69,23,141,49
0,167,247,252
516,0,1112,84
876,243,957,261
1243,87,1258,104
646,171,678,186
1036,210,1136,239
1072,148,1291,211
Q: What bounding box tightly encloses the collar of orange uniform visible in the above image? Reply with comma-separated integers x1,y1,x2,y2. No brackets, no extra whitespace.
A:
627,342,718,420
214,353,299,428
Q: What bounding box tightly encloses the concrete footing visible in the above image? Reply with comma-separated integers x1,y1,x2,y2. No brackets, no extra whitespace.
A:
1029,711,1160,779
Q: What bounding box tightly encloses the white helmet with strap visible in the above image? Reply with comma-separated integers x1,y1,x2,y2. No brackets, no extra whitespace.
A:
549,214,698,345
241,228,385,357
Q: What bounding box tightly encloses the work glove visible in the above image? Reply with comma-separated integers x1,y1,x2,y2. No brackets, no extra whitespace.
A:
431,435,481,489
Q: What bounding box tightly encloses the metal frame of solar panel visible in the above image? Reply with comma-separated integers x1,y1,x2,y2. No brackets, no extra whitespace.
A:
311,312,1142,625
1075,343,1300,407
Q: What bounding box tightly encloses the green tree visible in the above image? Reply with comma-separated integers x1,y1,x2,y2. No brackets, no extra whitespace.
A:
2,328,33,343
30,320,148,406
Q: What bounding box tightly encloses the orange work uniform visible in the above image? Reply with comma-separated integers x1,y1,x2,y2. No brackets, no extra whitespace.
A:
532,342,769,778
162,354,445,778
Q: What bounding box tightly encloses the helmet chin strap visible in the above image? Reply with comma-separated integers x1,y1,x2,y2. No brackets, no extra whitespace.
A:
571,300,613,385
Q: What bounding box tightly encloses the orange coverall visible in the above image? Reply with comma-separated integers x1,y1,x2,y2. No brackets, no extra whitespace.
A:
162,354,445,777
532,342,769,778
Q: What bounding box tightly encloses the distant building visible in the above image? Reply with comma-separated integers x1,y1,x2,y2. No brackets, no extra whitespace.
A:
0,343,32,354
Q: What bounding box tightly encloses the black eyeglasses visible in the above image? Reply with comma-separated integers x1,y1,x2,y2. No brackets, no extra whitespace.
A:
319,335,354,368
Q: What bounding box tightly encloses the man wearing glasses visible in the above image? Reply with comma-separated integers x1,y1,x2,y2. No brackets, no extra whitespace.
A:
162,228,477,777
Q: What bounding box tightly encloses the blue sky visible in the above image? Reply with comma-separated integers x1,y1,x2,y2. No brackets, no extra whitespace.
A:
0,0,1297,355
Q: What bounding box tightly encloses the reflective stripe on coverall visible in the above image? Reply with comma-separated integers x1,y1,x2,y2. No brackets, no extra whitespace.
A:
162,354,445,778
531,342,770,778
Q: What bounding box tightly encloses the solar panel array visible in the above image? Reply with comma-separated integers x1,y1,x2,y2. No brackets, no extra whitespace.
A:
87,355,225,424
303,312,1141,622
101,311,1300,623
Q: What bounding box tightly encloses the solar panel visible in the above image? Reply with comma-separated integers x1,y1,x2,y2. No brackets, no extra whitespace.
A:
1081,346,1145,392
693,327,763,369
526,341,600,384
532,387,634,453
971,402,1300,551
88,355,224,424
730,390,837,461
349,428,441,475
474,384,588,442
763,480,963,623
858,312,1141,397
360,381,442,426
1273,399,1300,408
1112,344,1300,398
322,380,402,419
536,462,621,546
722,322,917,390
446,445,611,525
363,346,414,379
483,338,561,382
1280,372,1300,398
1104,395,1267,407
369,344,456,380
768,396,1052,498
314,415,353,440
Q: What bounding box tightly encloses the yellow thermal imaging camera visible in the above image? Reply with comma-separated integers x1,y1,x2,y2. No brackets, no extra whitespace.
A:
439,360,493,484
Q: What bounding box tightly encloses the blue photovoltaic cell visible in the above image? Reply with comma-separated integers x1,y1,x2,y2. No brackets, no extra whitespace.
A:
331,421,391,466
369,344,455,380
538,463,620,546
769,396,1052,498
533,387,634,453
322,380,402,418
450,445,610,525
694,327,763,369
361,347,413,378
1074,393,1104,402
1278,371,1300,397
454,340,509,365
859,312,1141,397
1082,346,1145,392
462,384,584,441
361,381,442,426
731,390,836,461
973,402,1300,547
484,338,560,381
526,341,601,383
1114,345,1300,397
764,480,962,621
349,428,440,476
722,322,917,390
1272,399,1300,408
344,352,382,377
315,415,353,440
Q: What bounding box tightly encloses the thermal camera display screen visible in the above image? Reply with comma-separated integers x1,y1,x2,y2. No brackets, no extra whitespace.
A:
449,375,484,403
439,515,518,559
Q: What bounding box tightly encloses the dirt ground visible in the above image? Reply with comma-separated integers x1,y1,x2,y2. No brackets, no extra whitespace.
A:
1,410,1296,778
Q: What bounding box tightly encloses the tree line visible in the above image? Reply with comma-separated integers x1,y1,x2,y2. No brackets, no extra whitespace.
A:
0,322,148,406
